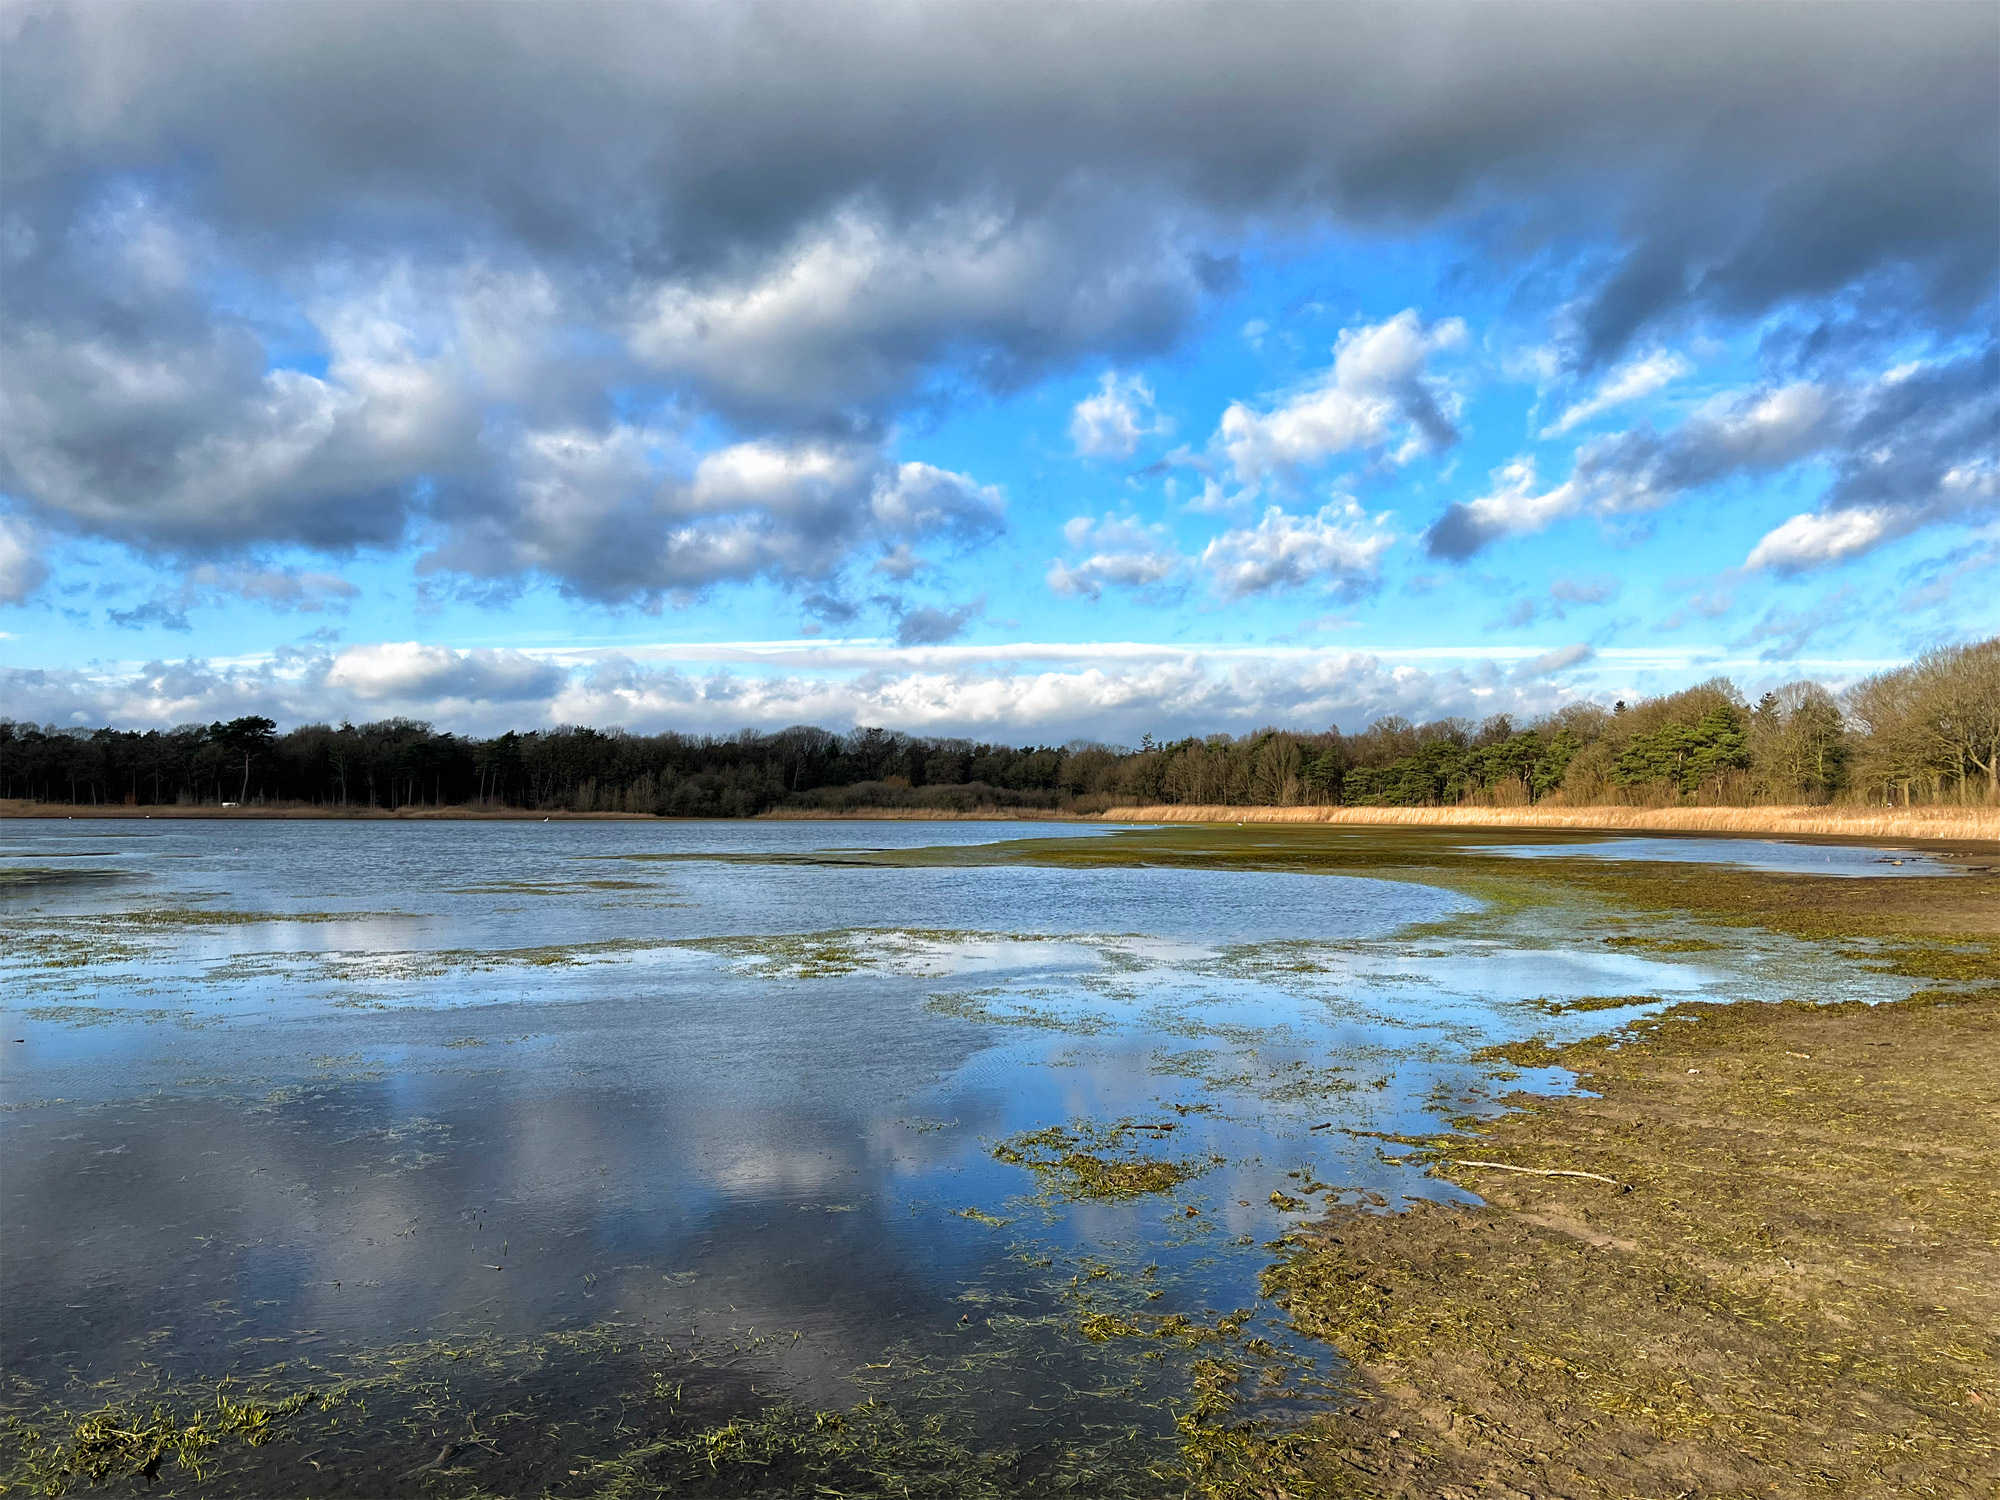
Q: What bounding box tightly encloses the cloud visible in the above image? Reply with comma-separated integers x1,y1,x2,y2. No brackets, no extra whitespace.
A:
1731,588,1859,661
0,640,1606,743
1197,502,1394,600
1070,372,1169,458
0,514,49,604
1422,457,1582,561
421,437,1006,603
1514,642,1595,679
1743,351,2000,571
1217,311,1466,488
324,642,566,704
1744,459,1999,570
893,599,982,646
0,3,1990,613
1548,575,1619,608
1540,350,1692,436
626,200,1200,426
1046,514,1185,600
107,563,363,630
1428,346,1996,559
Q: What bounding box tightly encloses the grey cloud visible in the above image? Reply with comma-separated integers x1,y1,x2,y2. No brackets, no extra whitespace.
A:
1428,344,1998,562
106,598,192,632
892,599,982,646
1548,576,1618,608
1514,643,1595,680
1731,588,1860,661
105,563,360,631
2,1,1992,592
419,439,1005,604
0,512,49,603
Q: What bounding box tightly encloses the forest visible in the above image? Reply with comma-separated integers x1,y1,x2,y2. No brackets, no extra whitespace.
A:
3,638,1994,815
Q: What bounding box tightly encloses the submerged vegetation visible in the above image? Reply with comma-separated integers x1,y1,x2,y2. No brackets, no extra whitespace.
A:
7,1387,320,1494
5,636,1993,814
991,1120,1219,1203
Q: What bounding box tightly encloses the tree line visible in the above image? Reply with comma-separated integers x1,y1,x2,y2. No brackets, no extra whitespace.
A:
4,637,1993,813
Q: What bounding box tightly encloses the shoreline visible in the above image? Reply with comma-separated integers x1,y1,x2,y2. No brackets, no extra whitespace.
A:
4,797,1994,844
1273,983,2000,1496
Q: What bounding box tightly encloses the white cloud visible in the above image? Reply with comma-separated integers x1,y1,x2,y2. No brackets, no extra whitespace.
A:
1046,514,1184,599
1216,310,1466,488
1070,372,1169,458
325,642,566,704
1745,459,1999,572
1197,502,1394,600
423,433,1005,600
868,462,1008,542
1427,377,1843,558
1423,458,1583,559
4,641,1605,742
1540,349,1692,436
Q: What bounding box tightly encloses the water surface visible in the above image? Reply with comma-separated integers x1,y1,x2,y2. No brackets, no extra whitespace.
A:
0,819,1926,1488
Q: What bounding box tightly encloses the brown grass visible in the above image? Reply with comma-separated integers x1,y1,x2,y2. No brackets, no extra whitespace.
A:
1098,801,2000,844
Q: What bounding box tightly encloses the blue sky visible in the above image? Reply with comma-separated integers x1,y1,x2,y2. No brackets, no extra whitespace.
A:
2,3,1994,741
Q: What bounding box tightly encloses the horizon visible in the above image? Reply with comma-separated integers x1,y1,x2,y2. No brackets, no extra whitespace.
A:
2,2,1995,740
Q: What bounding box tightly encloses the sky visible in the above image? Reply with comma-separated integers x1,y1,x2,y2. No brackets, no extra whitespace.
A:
2,0,1996,743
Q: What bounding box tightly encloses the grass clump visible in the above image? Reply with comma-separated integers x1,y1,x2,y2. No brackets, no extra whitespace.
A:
992,1120,1218,1203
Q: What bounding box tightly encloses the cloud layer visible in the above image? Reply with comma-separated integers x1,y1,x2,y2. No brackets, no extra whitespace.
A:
3,1,1992,604
1,638,1616,743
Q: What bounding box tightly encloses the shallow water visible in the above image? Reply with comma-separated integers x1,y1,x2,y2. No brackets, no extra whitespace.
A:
1477,834,1963,876
0,819,1927,1486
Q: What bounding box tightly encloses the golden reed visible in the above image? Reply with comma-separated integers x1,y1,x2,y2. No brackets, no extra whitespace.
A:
1096,803,2000,844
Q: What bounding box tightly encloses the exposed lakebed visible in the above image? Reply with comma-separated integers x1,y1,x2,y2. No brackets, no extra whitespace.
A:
0,819,1935,1495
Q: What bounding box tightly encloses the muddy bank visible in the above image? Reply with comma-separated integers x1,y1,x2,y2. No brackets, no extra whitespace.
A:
1266,987,2000,1498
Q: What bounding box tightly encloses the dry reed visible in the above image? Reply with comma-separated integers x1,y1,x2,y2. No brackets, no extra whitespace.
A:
1097,803,2000,844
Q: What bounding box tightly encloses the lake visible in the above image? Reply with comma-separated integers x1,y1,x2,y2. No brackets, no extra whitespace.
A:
0,819,1926,1495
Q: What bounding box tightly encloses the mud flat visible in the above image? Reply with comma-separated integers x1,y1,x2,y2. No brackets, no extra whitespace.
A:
1263,987,2000,1498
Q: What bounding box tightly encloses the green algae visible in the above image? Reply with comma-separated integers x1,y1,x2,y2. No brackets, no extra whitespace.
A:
4,1385,322,1495
927,987,1114,1034
992,1120,1220,1203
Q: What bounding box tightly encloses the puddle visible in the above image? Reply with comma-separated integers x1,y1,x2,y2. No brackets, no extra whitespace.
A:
1476,835,1965,876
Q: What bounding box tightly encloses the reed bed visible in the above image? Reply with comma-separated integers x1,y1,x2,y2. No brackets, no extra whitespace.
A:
1098,802,2000,843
